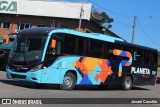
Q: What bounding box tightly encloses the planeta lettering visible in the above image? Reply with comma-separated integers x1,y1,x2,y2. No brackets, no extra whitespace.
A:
131,67,150,75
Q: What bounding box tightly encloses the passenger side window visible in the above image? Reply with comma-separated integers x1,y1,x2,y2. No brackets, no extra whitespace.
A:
63,34,89,56
88,39,104,58
63,35,77,55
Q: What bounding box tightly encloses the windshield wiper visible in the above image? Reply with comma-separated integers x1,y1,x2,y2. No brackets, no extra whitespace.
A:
11,52,18,63
11,34,30,64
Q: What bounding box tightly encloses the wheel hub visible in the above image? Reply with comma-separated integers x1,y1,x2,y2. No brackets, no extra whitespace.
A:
125,79,131,88
64,76,73,88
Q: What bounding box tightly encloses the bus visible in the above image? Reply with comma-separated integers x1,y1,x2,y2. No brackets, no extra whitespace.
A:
6,27,158,90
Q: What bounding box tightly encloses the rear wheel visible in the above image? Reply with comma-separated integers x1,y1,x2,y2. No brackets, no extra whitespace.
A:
122,76,132,91
60,72,76,90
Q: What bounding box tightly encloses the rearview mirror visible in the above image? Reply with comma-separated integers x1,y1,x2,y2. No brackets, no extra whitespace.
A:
5,36,9,44
50,39,56,48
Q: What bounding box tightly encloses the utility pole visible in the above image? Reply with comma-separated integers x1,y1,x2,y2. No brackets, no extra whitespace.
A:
78,1,83,32
131,16,137,43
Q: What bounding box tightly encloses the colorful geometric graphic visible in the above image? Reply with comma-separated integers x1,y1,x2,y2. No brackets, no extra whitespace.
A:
113,49,132,77
72,57,113,84
94,59,112,83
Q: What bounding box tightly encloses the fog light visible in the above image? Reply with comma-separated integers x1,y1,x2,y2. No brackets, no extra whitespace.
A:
31,78,37,80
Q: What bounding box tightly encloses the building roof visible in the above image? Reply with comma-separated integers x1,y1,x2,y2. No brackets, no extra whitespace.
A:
0,0,92,20
0,0,125,42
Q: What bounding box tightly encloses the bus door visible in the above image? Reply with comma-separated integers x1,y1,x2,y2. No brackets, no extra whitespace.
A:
41,35,63,84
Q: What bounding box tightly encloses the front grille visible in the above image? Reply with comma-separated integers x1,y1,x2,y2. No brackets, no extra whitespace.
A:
9,64,29,73
12,61,27,65
10,74,26,79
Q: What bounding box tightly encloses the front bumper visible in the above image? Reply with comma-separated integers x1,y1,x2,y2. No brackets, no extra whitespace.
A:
6,68,42,83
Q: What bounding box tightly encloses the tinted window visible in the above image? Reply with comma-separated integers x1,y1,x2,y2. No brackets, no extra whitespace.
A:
63,34,77,55
88,39,104,58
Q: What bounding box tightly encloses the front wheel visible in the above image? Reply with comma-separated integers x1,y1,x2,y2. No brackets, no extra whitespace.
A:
122,76,132,91
60,72,76,90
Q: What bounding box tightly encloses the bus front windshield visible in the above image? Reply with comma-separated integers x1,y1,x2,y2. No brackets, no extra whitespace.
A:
9,34,47,65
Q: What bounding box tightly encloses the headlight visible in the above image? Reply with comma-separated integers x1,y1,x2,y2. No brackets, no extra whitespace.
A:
6,66,9,69
0,50,6,57
30,64,42,72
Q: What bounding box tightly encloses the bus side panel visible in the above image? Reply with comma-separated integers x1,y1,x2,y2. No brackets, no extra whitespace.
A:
122,65,157,86
72,57,112,85
70,57,122,85
48,56,115,85
41,56,157,86
44,56,83,85
40,67,61,84
103,61,124,86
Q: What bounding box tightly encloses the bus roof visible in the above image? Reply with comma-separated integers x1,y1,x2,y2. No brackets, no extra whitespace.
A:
19,27,125,43
18,27,54,35
18,27,157,52
50,29,125,43
115,41,158,52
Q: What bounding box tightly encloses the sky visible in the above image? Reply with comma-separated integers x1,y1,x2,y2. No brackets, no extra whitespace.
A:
89,0,160,51
49,0,160,50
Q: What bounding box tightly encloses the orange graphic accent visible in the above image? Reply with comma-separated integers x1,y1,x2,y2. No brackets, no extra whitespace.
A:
74,59,89,75
118,70,122,77
125,62,130,66
73,57,113,84
113,49,122,55
83,57,100,74
95,59,112,83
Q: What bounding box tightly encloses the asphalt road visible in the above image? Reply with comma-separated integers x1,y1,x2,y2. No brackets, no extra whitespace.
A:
0,71,159,107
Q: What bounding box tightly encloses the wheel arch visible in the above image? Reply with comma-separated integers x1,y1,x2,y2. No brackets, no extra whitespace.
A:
61,69,78,84
65,70,77,81
125,74,133,83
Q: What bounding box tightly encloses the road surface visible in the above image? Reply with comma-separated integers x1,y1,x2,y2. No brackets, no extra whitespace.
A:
0,71,159,107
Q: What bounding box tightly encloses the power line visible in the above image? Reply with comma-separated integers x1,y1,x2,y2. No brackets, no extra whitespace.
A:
51,0,133,30
113,21,132,27
66,0,132,19
52,0,133,26
111,26,132,30
68,0,92,12
137,18,160,46
53,0,81,10
91,1,133,19
73,0,132,29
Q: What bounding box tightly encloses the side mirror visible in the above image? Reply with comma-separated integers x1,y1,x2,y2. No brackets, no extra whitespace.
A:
50,39,56,48
5,36,9,44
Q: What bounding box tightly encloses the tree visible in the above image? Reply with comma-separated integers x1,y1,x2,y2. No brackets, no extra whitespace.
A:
91,11,114,28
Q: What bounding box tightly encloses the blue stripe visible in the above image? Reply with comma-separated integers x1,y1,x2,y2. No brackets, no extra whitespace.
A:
48,29,124,43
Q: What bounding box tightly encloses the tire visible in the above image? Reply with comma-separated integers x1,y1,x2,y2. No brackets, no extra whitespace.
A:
60,72,76,91
122,76,132,91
